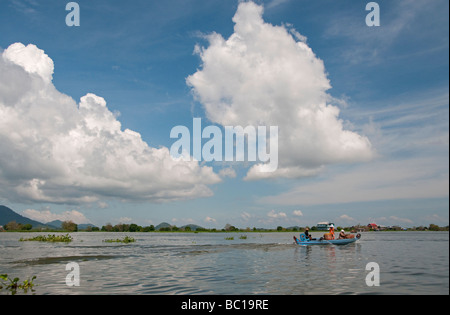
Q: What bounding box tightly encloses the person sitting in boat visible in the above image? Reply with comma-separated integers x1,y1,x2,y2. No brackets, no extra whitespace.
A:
338,229,346,239
304,227,316,241
329,224,335,240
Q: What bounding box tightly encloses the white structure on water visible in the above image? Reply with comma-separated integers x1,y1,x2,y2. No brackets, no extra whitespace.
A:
316,222,334,231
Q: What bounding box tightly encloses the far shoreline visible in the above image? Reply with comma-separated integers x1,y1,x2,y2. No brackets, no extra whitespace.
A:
1,227,449,233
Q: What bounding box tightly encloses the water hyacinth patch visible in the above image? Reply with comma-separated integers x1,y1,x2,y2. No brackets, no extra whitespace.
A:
103,236,136,244
19,234,73,242
0,274,37,295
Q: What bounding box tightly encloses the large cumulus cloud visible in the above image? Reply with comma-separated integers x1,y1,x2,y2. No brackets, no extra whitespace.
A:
0,43,220,204
187,2,373,180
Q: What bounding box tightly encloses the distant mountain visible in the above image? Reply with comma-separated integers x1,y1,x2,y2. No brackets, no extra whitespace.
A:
181,224,205,231
0,205,96,230
0,205,48,228
78,223,97,230
47,220,64,229
154,222,206,231
155,222,171,230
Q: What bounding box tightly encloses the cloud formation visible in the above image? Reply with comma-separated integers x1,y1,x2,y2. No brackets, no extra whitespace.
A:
22,208,90,224
0,43,221,204
267,210,287,219
187,1,373,179
260,156,449,206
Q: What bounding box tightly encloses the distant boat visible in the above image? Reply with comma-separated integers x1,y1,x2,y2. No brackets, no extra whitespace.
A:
293,233,361,246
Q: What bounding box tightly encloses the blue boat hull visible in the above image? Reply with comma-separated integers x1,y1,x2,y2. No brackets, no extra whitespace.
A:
294,234,361,245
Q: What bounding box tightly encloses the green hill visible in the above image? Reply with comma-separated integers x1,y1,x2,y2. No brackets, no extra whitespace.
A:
46,220,64,229
0,205,48,229
155,222,172,231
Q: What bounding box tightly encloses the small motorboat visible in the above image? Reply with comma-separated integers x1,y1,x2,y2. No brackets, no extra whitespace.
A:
294,233,361,245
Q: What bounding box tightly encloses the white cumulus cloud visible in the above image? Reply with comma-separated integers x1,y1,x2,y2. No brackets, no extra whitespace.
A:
204,216,217,223
0,43,221,205
187,1,373,180
339,214,356,222
267,210,287,218
22,208,90,224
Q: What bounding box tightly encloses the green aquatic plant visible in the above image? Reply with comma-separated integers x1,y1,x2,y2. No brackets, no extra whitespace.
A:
0,274,37,295
224,236,234,240
103,236,136,243
19,234,73,242
239,235,247,239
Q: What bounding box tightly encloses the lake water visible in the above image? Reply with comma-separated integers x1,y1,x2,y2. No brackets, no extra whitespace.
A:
0,231,448,295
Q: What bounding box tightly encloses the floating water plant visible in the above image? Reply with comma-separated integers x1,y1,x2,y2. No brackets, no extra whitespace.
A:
19,234,73,243
0,274,37,295
239,235,247,239
224,236,234,240
103,236,136,243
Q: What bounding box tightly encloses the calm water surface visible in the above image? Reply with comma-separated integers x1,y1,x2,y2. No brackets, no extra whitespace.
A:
0,231,448,295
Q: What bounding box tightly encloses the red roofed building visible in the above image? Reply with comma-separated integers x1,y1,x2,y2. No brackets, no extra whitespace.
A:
368,223,378,230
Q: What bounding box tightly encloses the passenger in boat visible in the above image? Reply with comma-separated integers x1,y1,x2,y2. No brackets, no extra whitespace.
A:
329,224,335,240
338,229,346,239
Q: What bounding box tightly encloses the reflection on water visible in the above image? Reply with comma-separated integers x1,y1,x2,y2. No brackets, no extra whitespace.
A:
0,232,448,295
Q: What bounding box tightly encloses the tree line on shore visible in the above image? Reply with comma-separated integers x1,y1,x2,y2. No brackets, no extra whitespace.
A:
1,220,448,232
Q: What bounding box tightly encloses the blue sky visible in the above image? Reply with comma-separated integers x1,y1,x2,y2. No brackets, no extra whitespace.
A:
0,0,448,228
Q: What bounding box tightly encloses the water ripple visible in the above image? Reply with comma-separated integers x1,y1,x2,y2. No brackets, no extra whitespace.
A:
1,232,447,295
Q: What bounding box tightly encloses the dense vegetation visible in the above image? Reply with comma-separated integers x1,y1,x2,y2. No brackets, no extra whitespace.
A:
1,220,448,233
19,234,73,242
